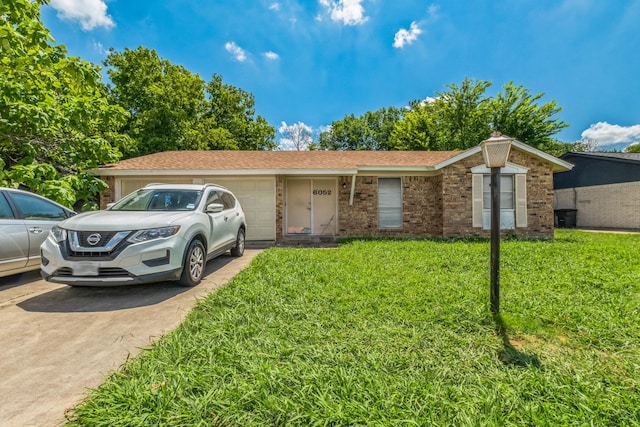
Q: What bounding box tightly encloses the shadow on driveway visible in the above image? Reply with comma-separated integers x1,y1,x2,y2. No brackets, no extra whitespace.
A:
17,255,235,313
0,270,42,292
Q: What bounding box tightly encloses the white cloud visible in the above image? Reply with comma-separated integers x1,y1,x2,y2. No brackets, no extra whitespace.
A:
92,41,108,56
269,2,280,11
580,122,640,148
393,21,422,48
225,42,247,62
49,0,114,30
319,0,368,26
264,51,280,60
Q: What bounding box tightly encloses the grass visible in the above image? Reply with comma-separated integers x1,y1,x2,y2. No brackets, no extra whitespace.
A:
66,230,640,426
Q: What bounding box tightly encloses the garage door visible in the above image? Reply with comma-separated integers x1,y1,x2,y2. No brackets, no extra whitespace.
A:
118,177,276,241
119,178,193,199
205,178,276,241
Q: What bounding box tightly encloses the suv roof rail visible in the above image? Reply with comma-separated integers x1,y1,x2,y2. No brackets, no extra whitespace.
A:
203,183,228,190
142,182,228,190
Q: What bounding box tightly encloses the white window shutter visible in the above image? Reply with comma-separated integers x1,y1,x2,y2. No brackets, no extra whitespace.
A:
515,174,527,227
472,174,483,227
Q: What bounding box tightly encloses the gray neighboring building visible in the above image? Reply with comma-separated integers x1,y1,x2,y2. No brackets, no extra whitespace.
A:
553,152,640,230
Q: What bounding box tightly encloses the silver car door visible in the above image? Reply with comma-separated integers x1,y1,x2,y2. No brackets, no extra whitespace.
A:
0,192,29,273
9,192,70,267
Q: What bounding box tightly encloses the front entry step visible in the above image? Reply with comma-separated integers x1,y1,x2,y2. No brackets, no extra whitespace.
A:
279,235,338,247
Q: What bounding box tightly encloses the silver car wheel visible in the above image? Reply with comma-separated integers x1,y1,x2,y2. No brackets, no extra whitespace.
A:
189,244,204,280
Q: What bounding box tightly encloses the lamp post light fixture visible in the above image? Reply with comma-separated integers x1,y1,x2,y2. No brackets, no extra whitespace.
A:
480,132,514,315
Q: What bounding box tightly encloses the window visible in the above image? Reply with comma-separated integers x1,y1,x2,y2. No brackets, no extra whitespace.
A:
471,164,528,229
11,193,68,220
482,175,514,210
378,178,402,229
220,192,236,210
482,175,515,229
0,193,15,219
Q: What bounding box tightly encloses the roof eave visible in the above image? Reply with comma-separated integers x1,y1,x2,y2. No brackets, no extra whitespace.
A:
90,168,359,176
432,141,574,172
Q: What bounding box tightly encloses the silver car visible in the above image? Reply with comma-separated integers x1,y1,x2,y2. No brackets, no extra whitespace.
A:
0,188,76,278
41,183,246,287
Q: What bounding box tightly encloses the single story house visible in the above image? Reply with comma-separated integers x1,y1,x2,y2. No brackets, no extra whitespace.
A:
93,139,573,242
554,152,640,230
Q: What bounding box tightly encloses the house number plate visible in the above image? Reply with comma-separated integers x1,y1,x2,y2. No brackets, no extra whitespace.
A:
312,189,332,195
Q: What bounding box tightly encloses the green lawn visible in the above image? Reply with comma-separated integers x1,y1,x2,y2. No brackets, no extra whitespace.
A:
67,230,640,426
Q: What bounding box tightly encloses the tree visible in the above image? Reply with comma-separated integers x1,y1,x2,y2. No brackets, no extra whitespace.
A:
318,107,404,150
278,122,313,150
327,78,569,154
489,81,569,152
104,49,276,156
204,74,276,150
0,0,130,209
625,143,640,153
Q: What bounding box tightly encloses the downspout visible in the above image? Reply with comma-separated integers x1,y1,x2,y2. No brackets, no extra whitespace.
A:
349,174,357,206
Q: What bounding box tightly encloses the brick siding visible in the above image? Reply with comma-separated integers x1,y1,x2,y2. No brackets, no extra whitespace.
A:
555,182,640,229
441,151,555,238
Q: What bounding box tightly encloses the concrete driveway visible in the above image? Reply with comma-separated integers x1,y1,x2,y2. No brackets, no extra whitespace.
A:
0,249,263,427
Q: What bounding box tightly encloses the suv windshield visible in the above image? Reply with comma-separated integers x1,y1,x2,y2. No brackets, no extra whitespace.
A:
111,189,203,211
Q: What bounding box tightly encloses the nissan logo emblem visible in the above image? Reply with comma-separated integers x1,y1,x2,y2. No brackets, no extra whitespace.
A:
86,233,102,246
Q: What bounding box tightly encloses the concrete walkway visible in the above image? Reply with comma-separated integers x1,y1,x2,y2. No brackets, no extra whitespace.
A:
0,250,263,426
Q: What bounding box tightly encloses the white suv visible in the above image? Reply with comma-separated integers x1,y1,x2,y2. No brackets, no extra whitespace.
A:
41,184,246,287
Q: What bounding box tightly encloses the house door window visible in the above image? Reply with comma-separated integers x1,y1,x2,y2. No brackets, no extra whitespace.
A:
286,178,337,235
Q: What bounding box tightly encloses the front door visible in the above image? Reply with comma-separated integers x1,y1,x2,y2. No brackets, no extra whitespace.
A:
286,179,336,235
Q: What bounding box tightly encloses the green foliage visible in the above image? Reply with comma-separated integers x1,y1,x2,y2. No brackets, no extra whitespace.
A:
105,48,276,156
67,231,640,426
322,78,569,154
318,107,404,150
428,78,493,150
489,81,569,152
0,0,129,208
626,144,640,153
206,74,276,150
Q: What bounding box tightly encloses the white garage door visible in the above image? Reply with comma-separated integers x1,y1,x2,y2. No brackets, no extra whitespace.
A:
205,178,276,241
117,177,276,241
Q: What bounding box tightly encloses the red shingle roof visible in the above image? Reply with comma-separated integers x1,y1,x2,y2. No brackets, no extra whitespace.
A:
98,150,464,171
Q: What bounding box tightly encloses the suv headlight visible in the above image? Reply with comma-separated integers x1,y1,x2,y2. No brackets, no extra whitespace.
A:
50,225,67,243
127,226,180,243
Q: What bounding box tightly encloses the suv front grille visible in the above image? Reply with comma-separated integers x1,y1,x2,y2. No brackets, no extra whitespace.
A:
64,230,132,260
75,231,119,247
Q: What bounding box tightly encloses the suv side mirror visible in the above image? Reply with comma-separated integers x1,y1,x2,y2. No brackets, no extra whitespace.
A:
206,203,224,213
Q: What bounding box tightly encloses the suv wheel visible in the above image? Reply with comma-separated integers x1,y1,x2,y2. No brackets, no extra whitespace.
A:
230,228,245,257
178,239,205,287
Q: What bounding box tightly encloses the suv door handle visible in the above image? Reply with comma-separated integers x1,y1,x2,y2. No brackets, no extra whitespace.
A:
29,227,43,234
224,216,228,222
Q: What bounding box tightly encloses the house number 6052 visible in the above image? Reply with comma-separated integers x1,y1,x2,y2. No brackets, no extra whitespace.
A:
313,189,332,195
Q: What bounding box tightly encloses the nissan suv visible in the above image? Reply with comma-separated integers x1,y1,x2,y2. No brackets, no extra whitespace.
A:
41,183,246,286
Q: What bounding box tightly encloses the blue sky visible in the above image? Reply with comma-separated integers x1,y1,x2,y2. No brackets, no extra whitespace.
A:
41,0,640,150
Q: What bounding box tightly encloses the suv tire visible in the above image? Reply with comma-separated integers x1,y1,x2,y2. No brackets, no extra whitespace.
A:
178,239,205,287
230,228,245,257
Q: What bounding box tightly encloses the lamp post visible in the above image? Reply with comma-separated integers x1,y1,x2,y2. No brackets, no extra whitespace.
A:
480,132,513,315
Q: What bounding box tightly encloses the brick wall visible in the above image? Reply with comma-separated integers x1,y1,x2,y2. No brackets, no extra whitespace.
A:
555,182,640,229
337,175,443,238
441,150,555,238
99,176,116,209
